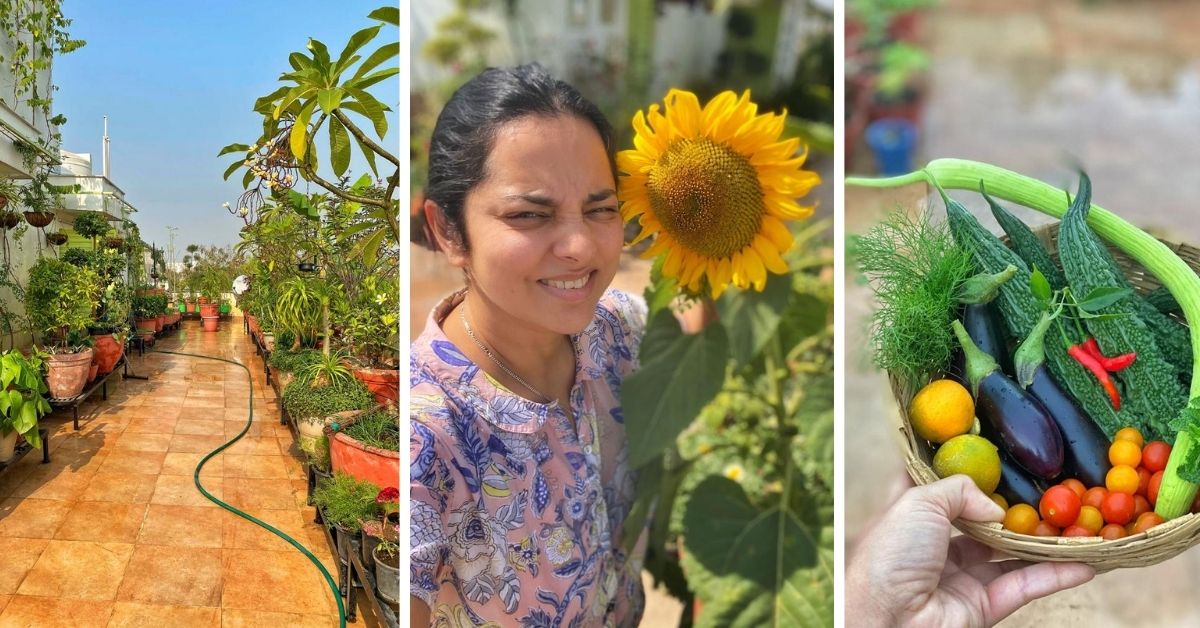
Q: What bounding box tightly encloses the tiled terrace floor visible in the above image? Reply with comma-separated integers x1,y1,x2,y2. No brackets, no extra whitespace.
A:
0,319,378,627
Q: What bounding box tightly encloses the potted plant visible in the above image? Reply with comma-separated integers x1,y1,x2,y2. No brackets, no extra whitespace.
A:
373,537,399,606
27,257,100,399
328,407,399,491
0,349,52,462
268,346,320,391
90,281,131,375
72,211,111,250
311,473,379,566
45,232,68,246
281,368,374,454
343,276,399,407
132,294,157,342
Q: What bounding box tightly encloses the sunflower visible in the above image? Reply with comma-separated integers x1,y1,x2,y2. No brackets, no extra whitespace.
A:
617,89,819,298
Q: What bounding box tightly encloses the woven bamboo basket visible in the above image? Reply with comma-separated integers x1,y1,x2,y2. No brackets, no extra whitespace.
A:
889,221,1200,573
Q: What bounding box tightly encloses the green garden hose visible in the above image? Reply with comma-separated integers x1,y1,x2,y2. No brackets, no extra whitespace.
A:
152,348,346,627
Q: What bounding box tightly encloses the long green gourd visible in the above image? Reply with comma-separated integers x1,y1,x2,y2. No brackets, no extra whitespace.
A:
848,158,1200,520
1056,174,1185,439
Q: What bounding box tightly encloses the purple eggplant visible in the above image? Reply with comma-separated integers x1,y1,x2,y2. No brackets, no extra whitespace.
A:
962,303,1012,375
996,451,1047,507
953,320,1064,480
1014,311,1112,487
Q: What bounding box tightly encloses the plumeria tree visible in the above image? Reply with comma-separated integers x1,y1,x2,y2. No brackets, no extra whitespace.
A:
220,6,399,266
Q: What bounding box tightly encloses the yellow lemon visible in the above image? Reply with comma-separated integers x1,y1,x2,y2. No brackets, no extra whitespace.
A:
909,379,975,444
932,434,1001,495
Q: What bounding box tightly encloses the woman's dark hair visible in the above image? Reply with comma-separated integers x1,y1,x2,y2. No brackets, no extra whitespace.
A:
421,63,615,251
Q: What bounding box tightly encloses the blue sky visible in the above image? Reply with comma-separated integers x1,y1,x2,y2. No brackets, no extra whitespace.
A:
54,1,399,251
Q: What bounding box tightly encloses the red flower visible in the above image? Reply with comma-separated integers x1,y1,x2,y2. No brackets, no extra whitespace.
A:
376,487,399,504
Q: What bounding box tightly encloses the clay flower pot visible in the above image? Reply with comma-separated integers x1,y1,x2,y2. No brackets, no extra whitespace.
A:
329,430,400,491
201,316,219,332
46,348,94,399
155,315,164,333
88,362,99,382
91,334,124,374
352,367,399,408
45,232,68,246
199,303,219,318
22,211,55,227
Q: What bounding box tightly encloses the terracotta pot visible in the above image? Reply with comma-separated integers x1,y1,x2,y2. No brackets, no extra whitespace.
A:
155,315,165,332
185,302,195,313
23,211,55,227
352,367,399,407
136,318,156,335
199,303,219,318
201,316,219,332
329,430,400,491
247,315,258,335
46,348,94,399
88,363,99,382
91,333,124,374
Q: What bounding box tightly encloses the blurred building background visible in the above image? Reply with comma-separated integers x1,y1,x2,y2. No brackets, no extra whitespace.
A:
847,1,1200,625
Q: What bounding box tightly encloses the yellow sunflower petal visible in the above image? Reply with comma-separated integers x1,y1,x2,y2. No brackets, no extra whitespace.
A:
662,245,683,278
666,89,703,139
632,108,667,156
752,235,789,274
618,150,655,174
701,91,738,134
760,215,794,251
740,247,767,290
765,193,816,220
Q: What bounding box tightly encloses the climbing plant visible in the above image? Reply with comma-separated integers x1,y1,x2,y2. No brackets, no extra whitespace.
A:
0,0,86,141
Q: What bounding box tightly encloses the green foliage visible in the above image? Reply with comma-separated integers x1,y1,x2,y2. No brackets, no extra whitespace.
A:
282,376,373,421
625,221,833,622
131,294,157,319
0,349,51,449
340,275,397,367
850,209,973,388
0,0,86,142
296,350,353,388
27,257,100,349
72,212,111,247
61,247,88,266
274,276,325,347
312,472,380,532
343,408,399,451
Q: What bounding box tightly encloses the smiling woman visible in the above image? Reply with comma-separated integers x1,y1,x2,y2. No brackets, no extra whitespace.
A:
410,64,648,627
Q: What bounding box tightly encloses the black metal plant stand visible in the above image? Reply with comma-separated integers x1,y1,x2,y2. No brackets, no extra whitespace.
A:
48,353,149,430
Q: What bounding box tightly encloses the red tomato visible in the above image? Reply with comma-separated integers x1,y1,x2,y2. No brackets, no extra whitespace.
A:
1032,521,1061,537
1082,487,1108,510
1061,525,1093,537
1134,512,1165,534
1149,471,1164,506
1102,491,1136,525
1040,486,1082,528
1136,467,1151,497
1100,523,1127,540
1060,478,1086,499
1142,441,1172,473
1133,495,1151,520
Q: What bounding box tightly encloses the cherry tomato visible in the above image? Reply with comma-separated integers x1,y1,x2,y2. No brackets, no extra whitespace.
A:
1101,491,1136,525
1133,495,1151,520
1109,439,1142,468
1003,504,1039,535
1040,486,1082,528
1100,523,1127,540
1032,521,1060,537
1126,521,1138,535
990,493,1009,511
1074,505,1103,535
1149,470,1164,506
1062,525,1093,537
1060,478,1086,499
1106,465,1140,495
1133,512,1165,534
1136,467,1151,497
1115,427,1144,449
1142,441,1172,473
1082,487,1108,510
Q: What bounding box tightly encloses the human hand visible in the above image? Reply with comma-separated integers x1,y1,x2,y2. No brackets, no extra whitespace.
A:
846,475,1095,627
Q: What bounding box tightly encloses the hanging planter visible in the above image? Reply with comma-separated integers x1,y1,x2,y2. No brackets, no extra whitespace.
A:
22,211,55,228
0,194,8,211
0,211,22,230
104,236,124,249
45,232,68,246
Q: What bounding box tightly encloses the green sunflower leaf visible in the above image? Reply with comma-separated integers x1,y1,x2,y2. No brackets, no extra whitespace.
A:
717,274,793,367
623,310,728,468
681,476,834,628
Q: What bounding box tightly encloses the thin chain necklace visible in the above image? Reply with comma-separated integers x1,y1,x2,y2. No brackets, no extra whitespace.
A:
460,304,553,404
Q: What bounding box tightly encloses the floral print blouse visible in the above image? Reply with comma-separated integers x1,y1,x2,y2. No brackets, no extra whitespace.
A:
410,289,648,627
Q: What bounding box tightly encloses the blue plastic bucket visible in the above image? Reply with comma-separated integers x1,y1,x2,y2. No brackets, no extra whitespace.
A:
865,118,917,176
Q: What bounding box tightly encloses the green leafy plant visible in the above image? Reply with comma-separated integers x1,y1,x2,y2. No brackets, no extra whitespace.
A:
71,212,111,250
274,276,325,347
27,257,100,350
343,408,399,451
131,294,157,319
297,350,353,388
340,275,397,368
312,472,380,532
0,349,51,449
282,376,373,422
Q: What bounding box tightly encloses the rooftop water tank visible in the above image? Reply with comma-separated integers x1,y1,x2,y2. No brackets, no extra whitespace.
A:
58,150,92,177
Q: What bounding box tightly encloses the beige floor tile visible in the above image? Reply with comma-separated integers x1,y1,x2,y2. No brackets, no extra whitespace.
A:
81,473,157,504
112,432,173,453
106,602,219,628
0,595,112,627
174,419,224,436
160,452,222,477
168,434,227,454
95,451,165,476
220,549,330,615
222,455,290,480
223,478,301,510
122,418,178,434
0,538,48,594
115,545,222,607
149,475,223,508
54,502,147,543
222,508,308,551
219,608,332,628
137,505,225,548
17,540,134,600
0,498,72,539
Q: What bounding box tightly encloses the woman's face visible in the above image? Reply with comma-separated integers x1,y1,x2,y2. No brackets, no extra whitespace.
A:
449,114,622,336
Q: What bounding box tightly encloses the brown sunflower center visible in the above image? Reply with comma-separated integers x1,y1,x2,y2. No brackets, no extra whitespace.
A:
645,137,765,259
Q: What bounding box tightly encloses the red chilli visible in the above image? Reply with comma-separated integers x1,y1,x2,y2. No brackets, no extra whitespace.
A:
1069,343,1121,410
1080,337,1137,372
